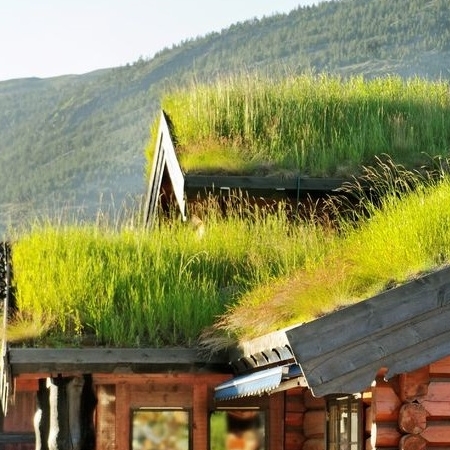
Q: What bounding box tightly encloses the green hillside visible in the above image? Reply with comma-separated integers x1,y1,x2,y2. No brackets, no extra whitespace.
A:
1,0,449,235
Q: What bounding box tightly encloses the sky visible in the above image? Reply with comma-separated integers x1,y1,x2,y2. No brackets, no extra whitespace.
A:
0,0,319,82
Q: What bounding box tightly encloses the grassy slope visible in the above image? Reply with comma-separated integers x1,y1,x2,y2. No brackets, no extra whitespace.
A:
10,165,450,348
150,74,450,178
10,205,328,347
214,166,450,342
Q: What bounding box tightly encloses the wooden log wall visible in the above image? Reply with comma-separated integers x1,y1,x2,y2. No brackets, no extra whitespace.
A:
368,356,450,450
284,387,306,450
283,386,326,450
1,386,36,450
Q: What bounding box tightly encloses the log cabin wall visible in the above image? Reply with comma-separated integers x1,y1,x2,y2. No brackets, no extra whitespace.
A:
302,388,326,450
3,356,450,449
284,387,306,450
369,355,450,450
1,379,37,449
93,372,286,450
283,386,326,450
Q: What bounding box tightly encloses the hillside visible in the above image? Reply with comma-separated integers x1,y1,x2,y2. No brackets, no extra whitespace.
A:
1,0,449,235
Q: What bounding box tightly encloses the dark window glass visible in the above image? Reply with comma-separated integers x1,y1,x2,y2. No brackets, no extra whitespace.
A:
210,410,265,450
327,396,362,450
132,409,190,450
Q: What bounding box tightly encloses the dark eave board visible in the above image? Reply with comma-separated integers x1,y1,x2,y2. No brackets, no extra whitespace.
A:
184,175,347,194
8,347,231,377
285,265,450,397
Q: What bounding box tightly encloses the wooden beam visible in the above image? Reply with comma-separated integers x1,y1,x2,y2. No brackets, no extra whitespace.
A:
8,348,231,376
185,175,346,193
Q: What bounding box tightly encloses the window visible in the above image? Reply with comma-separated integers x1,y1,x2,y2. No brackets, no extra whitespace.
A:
210,409,265,450
326,395,362,450
132,408,190,450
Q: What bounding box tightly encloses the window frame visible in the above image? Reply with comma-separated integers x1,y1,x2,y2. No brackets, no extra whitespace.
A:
325,394,363,450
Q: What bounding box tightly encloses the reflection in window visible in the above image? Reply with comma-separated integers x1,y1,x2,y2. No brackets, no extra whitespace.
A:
210,410,265,450
327,395,362,450
132,409,190,450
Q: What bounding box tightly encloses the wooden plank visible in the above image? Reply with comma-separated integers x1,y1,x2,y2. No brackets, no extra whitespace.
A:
129,385,192,408
115,383,130,450
285,266,450,396
96,385,116,450
14,378,38,392
93,372,230,386
268,393,284,450
3,391,35,432
192,382,208,450
9,348,230,376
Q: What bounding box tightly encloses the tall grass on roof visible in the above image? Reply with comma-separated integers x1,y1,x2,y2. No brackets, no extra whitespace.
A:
147,73,450,177
212,159,450,342
9,199,331,347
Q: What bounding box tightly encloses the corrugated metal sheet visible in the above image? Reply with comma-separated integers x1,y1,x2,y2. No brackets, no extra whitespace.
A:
214,364,304,401
286,265,450,397
214,366,284,400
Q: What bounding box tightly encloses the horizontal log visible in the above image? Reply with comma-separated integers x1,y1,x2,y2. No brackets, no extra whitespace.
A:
422,400,450,418
398,403,427,434
429,356,450,377
302,438,325,450
424,381,450,402
399,367,429,402
422,381,450,418
399,434,427,450
303,388,326,410
420,422,450,445
303,410,326,439
284,412,303,428
370,422,401,447
14,378,38,392
285,389,306,413
372,385,402,422
285,431,305,450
